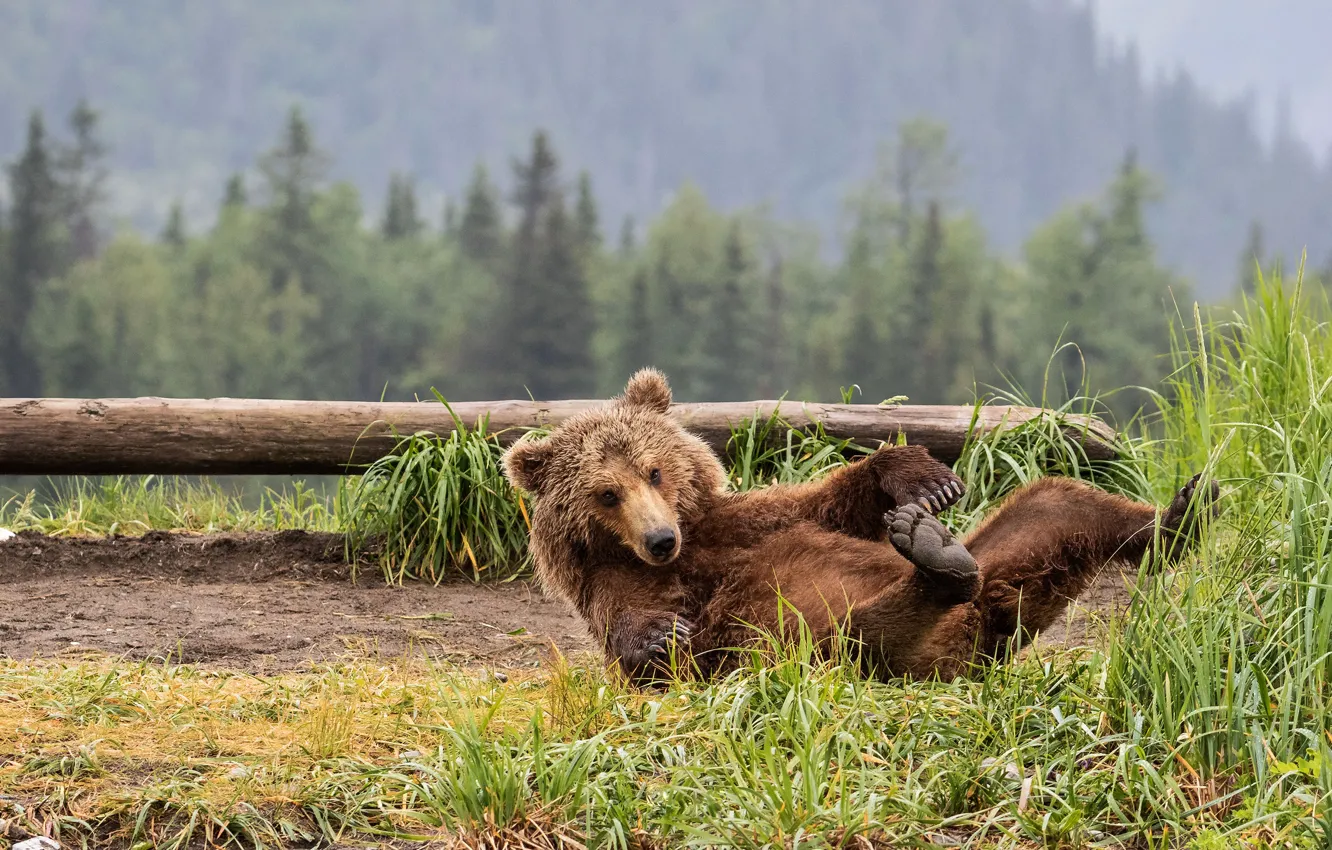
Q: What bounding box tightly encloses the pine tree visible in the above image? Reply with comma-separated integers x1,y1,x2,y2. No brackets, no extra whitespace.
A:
1238,220,1265,296
2,112,61,395
501,132,564,395
1103,148,1150,250
442,197,459,238
618,215,636,257
898,201,947,402
55,99,108,262
699,222,751,399
458,163,502,268
499,131,595,397
255,105,331,395
529,198,595,396
161,201,188,247
619,267,653,379
756,254,786,398
258,105,328,274
381,172,422,240
840,229,885,398
222,174,248,208
574,171,601,255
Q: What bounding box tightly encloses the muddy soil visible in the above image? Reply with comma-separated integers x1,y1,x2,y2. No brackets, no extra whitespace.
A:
0,530,1130,673
0,530,593,672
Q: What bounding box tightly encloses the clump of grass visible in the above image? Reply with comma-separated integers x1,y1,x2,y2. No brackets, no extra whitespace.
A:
950,389,1155,531
339,393,535,584
724,403,870,491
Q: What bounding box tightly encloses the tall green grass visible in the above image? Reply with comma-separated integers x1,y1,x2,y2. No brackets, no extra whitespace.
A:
339,397,536,584
1099,269,1332,836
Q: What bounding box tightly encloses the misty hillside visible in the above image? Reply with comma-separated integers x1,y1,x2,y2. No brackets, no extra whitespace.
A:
1095,0,1332,152
2,0,1329,298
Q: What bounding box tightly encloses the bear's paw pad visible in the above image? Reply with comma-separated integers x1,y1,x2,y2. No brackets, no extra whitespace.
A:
888,502,978,581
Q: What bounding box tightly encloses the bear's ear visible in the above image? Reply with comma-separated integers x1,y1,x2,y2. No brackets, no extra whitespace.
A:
617,367,672,413
502,435,554,494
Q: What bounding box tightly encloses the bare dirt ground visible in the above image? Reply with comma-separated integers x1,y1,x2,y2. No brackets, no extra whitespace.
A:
0,530,594,673
0,530,1132,672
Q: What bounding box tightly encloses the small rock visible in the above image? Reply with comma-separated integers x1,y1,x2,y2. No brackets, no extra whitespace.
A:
14,838,62,850
226,766,250,780
980,757,1023,781
0,528,15,542
490,670,509,683
398,750,423,760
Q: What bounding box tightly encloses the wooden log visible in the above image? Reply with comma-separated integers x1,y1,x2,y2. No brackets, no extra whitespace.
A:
0,397,1121,476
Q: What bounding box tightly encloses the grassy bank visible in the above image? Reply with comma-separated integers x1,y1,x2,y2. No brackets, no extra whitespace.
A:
3,273,1332,847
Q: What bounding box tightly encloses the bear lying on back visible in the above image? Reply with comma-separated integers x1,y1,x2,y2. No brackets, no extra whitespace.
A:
502,369,1218,684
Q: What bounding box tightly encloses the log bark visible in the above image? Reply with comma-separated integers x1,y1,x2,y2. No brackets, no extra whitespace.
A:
0,397,1121,476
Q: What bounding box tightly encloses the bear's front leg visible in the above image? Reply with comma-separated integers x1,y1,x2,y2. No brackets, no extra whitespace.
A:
812,444,965,539
607,610,694,684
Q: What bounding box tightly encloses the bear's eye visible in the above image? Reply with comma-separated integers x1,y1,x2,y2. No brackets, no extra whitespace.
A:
648,468,661,485
599,489,619,507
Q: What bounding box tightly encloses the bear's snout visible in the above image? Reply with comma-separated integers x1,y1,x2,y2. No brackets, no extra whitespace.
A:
644,528,678,562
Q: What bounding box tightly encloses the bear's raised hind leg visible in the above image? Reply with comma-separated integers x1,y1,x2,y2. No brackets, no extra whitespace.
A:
966,473,1218,660
887,502,979,605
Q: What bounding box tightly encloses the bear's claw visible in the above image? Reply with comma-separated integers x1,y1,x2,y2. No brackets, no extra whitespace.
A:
643,616,693,658
1162,472,1220,530
888,502,978,583
903,475,965,515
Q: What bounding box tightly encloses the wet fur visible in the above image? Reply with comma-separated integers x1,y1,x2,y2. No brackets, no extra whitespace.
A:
503,369,1217,684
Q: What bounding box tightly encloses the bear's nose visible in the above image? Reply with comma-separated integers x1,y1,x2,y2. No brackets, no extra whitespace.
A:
645,528,677,560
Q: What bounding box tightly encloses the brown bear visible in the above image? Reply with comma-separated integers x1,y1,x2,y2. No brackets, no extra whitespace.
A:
502,368,1217,684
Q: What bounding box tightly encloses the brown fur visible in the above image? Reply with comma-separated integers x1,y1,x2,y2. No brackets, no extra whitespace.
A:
503,369,1217,684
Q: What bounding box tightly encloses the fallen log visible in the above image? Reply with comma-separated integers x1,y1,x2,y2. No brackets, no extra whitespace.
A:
0,397,1121,476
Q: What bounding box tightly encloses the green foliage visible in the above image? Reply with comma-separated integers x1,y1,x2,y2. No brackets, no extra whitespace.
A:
1017,151,1186,420
2,111,63,395
1104,269,1332,797
10,1,1322,294
339,400,535,585
0,96,1234,416
380,172,422,241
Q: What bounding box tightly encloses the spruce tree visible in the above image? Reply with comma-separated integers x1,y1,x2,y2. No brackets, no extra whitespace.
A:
574,171,601,255
756,255,786,398
500,131,595,397
381,172,422,240
1238,220,1265,296
222,174,248,208
2,112,61,395
897,201,947,402
619,267,653,379
840,229,885,398
530,199,595,396
458,163,502,268
699,222,751,399
502,132,563,395
258,105,328,270
442,197,459,239
617,215,636,257
255,106,330,394
161,202,188,247
56,99,108,262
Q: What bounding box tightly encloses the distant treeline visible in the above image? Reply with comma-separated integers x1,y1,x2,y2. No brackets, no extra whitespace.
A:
0,102,1318,421
3,1,1330,295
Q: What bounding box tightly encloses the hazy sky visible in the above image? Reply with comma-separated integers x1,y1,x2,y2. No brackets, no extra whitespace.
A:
1094,0,1332,157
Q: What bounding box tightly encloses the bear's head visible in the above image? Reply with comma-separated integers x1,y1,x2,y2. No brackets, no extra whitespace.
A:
502,368,726,566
